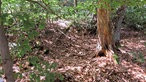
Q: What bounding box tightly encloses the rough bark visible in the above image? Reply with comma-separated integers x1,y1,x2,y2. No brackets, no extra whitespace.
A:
113,5,127,47
97,1,113,58
0,0,15,82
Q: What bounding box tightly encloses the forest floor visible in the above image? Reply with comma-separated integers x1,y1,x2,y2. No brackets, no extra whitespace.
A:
12,22,146,82
35,22,146,82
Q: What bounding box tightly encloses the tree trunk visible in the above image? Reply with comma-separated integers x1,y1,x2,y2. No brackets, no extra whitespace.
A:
0,0,15,82
113,5,127,47
74,0,77,13
74,0,77,7
97,1,113,58
0,27,15,82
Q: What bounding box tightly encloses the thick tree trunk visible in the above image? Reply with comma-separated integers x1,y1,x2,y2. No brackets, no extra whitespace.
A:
0,0,15,82
97,1,113,58
113,5,127,47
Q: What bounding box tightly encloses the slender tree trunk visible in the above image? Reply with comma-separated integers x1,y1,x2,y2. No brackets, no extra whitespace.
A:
74,0,77,7
97,0,113,58
0,0,15,82
113,5,127,47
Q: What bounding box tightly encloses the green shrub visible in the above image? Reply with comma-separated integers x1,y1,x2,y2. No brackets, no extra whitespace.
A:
29,56,64,82
125,5,146,30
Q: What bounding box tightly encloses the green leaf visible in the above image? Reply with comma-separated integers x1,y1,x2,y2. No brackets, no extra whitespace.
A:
28,31,39,39
30,73,37,81
45,72,55,82
14,73,23,79
39,22,46,29
113,54,119,64
138,52,145,63
57,74,64,81
50,63,57,69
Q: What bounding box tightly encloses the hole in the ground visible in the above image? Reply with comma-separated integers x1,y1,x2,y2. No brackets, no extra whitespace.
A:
98,50,106,57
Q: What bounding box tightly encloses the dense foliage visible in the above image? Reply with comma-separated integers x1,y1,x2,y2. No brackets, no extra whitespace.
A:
125,5,146,30
1,0,62,81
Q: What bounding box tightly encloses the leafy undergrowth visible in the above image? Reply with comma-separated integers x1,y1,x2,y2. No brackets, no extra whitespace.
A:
11,22,146,82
